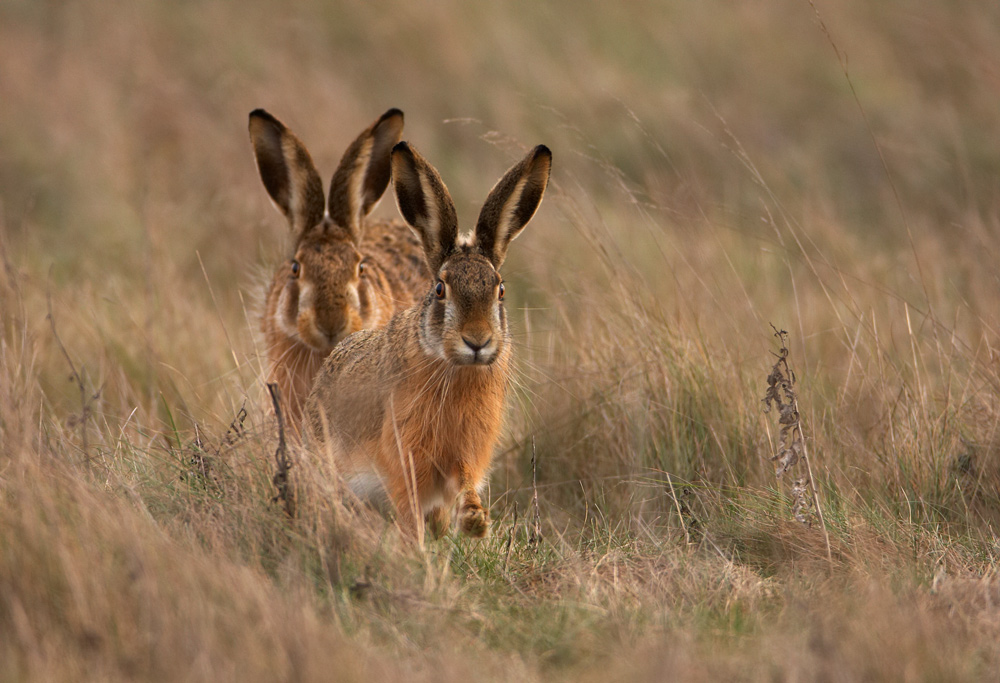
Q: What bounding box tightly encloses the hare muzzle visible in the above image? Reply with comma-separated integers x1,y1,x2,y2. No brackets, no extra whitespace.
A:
453,316,499,365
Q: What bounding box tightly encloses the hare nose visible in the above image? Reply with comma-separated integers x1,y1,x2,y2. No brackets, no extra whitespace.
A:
462,335,492,353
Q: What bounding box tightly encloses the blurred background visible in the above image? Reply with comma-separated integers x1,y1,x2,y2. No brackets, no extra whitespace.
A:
2,0,1000,679
3,0,997,377
5,0,999,496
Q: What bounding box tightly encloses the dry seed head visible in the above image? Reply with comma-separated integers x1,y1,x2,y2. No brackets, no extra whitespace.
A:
762,326,816,527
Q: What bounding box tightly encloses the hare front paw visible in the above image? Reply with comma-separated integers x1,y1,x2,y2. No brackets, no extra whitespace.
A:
459,505,490,538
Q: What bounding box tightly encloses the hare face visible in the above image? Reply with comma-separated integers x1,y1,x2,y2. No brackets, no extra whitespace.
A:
423,252,506,366
272,225,366,354
391,139,551,374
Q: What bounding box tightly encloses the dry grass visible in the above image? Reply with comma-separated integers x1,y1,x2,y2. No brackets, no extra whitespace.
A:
2,0,1000,680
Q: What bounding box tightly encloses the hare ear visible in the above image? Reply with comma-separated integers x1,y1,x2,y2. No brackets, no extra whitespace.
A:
248,109,326,237
473,145,551,268
391,142,458,273
327,108,405,242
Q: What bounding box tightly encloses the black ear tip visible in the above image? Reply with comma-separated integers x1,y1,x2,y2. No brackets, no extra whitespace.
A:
249,109,283,132
533,145,552,162
392,141,413,156
381,108,405,123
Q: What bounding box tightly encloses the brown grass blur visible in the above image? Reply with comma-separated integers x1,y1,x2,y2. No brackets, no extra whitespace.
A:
2,0,999,680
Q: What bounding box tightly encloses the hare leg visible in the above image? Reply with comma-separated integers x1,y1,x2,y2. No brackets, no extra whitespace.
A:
386,479,423,542
425,506,451,539
457,487,490,538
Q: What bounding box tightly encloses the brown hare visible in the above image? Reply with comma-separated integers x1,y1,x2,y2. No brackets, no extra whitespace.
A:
249,108,429,427
304,141,552,540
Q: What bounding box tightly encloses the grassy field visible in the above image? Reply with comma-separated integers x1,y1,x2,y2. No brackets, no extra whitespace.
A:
2,0,1000,679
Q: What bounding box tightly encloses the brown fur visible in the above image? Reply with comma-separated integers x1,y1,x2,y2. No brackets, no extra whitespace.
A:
305,142,552,540
249,109,429,427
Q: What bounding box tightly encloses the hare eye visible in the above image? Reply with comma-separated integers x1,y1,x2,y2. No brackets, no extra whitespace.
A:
498,283,505,301
358,261,366,276
290,260,301,278
435,280,446,299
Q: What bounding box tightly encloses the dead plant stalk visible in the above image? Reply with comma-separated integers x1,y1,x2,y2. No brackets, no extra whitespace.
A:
763,325,832,564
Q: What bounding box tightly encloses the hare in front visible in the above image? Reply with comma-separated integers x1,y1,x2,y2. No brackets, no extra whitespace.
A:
304,141,552,540
249,108,428,428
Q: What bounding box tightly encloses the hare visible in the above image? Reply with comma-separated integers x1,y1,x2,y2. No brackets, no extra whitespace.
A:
304,141,552,540
249,108,429,427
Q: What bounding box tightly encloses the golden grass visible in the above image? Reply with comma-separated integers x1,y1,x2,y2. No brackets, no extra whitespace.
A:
2,0,1000,679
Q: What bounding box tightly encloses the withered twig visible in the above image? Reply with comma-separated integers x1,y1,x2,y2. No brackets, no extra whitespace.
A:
763,325,832,564
268,383,295,517
221,402,248,449
666,473,690,545
503,501,519,574
529,438,542,546
46,287,99,466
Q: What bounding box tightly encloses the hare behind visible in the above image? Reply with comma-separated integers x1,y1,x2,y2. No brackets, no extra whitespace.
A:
304,141,552,540
249,109,429,426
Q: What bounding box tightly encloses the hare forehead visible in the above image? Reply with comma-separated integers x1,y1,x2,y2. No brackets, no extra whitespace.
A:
295,238,361,271
442,256,500,296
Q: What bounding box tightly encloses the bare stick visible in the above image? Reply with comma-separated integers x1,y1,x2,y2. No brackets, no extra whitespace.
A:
268,383,295,517
666,473,690,545
800,445,830,562
46,287,98,466
529,438,542,545
503,501,519,574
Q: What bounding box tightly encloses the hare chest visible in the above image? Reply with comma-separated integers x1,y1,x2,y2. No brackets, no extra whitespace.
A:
367,363,507,513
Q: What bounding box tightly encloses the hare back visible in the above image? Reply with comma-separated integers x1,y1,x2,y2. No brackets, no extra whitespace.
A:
359,218,428,300
303,309,423,450
304,325,389,450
